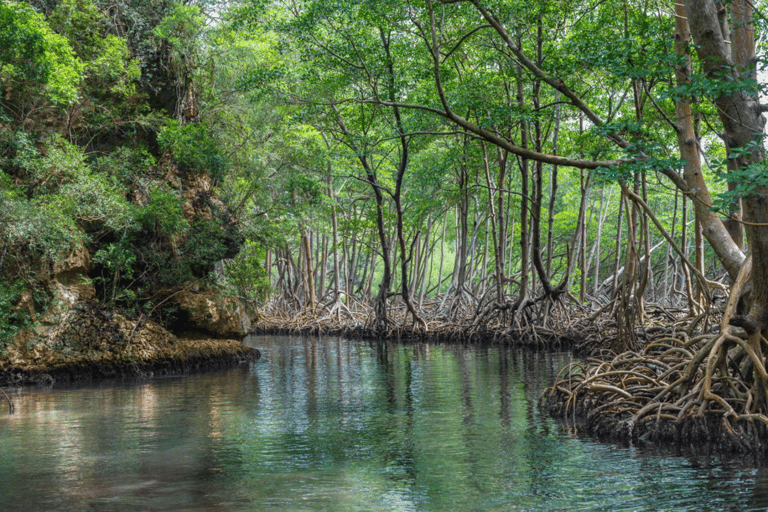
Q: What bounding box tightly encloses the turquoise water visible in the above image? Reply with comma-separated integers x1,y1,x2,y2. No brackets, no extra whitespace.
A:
0,335,766,511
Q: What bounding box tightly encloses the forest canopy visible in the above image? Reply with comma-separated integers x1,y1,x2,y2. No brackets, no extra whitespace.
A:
0,0,766,329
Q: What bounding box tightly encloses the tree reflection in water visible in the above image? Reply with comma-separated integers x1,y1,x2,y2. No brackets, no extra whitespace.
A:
0,335,766,511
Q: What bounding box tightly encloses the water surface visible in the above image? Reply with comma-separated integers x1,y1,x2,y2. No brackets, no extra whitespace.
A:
1,335,767,511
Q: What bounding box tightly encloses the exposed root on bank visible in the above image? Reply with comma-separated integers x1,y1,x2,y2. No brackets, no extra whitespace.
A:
543,254,768,454
542,326,768,454
253,293,601,348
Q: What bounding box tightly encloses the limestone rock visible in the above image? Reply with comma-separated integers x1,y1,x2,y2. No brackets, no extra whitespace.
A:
3,298,255,380
52,244,95,301
172,289,251,339
52,244,91,277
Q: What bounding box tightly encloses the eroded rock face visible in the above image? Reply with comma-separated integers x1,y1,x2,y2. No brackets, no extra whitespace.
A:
171,289,251,339
12,246,93,349
51,244,95,302
2,300,257,385
53,244,91,278
5,300,250,370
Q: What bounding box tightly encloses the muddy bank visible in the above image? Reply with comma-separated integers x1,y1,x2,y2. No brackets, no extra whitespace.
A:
250,319,585,350
0,343,260,387
1,301,259,387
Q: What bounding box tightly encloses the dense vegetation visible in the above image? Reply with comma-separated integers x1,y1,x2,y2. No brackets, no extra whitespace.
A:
3,0,768,450
0,0,260,345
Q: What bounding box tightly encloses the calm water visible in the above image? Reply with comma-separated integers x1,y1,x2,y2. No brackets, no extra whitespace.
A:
1,335,768,511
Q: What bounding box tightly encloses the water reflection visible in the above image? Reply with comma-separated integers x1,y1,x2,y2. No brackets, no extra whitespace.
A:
0,335,767,511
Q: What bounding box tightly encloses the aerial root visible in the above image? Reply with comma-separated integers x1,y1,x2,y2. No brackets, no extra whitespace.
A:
0,387,14,414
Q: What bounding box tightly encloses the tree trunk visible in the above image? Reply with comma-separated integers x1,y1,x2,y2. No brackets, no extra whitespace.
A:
301,231,316,313
318,233,328,301
437,211,447,298
330,181,342,304
590,186,608,297
417,213,433,308
481,142,506,305
686,0,767,331
331,107,392,330
610,197,624,299
376,28,427,329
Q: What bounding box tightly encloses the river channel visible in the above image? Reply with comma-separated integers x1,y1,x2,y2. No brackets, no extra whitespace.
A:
2,335,768,511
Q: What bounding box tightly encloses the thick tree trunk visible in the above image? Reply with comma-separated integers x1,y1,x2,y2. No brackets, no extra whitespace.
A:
686,0,767,331
674,3,745,285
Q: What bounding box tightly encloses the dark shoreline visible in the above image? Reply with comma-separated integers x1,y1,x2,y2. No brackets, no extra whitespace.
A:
248,325,583,351
0,322,574,390
0,346,260,387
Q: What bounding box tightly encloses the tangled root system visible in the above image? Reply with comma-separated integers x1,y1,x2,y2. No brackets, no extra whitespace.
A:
542,325,768,454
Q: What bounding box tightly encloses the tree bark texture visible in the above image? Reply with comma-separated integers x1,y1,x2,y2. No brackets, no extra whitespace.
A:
686,0,768,331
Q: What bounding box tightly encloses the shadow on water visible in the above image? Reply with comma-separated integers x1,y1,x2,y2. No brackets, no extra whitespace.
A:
1,334,768,511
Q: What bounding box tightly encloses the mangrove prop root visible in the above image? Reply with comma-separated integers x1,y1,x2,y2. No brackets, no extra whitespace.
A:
0,387,14,414
542,324,768,454
253,294,596,347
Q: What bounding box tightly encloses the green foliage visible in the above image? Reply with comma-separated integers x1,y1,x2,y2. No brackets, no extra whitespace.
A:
661,68,762,103
1,184,83,262
283,172,323,209
0,129,36,176
90,187,241,311
0,1,83,106
92,240,137,305
221,239,271,305
41,0,147,148
151,2,205,92
178,219,228,278
9,134,133,231
90,34,141,92
152,3,204,58
0,280,34,349
135,188,188,236
593,155,687,185
0,0,249,343
92,146,157,184
712,137,768,212
4,0,763,340
48,0,142,93
18,134,90,191
158,121,226,182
